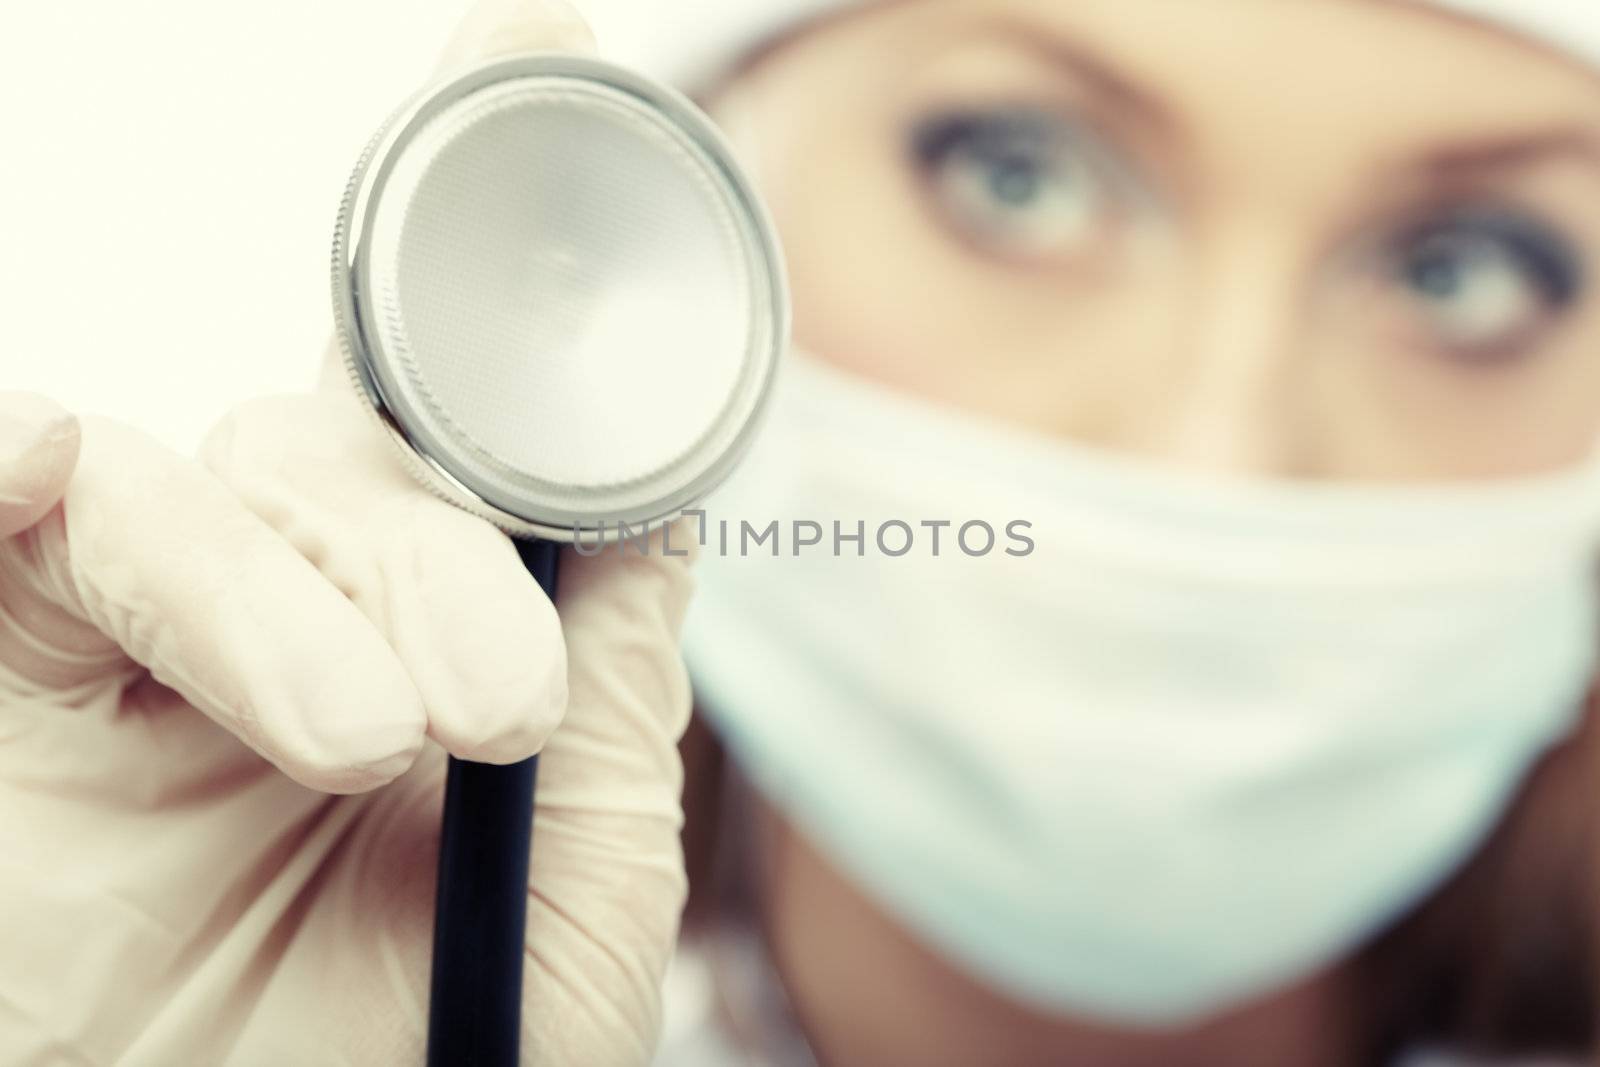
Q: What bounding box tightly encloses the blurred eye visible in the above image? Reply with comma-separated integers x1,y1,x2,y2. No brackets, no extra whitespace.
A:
1389,210,1584,361
910,107,1127,262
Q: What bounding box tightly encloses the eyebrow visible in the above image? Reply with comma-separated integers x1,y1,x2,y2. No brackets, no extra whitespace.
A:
963,16,1600,183
1418,127,1600,176
974,16,1175,133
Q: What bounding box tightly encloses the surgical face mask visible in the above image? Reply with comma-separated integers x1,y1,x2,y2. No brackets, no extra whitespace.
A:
681,353,1600,1024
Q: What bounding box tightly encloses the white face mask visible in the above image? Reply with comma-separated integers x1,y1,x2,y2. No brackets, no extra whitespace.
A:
681,353,1600,1024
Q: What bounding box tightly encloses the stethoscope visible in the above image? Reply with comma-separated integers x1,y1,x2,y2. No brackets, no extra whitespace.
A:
332,51,787,1066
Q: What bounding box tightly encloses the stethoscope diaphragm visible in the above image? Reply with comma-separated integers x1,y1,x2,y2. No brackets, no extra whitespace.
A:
335,52,787,541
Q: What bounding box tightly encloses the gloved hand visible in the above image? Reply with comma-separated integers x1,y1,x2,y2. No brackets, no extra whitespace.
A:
0,4,694,1065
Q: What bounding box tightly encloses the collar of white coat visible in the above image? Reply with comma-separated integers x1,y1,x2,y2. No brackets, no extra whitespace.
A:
574,0,1600,94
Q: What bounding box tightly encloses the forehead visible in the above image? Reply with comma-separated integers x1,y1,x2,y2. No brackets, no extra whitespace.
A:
742,0,1600,210
787,0,1600,145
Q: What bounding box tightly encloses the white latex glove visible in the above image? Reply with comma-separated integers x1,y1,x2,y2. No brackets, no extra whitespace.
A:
0,5,694,1064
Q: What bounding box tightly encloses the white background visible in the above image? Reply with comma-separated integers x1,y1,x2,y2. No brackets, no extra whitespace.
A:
0,1,478,451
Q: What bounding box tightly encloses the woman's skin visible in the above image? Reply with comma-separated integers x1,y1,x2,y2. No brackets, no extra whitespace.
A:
731,0,1600,481
690,1,1600,1064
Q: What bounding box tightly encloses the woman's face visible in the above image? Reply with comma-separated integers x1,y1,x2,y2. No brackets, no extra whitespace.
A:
724,0,1600,482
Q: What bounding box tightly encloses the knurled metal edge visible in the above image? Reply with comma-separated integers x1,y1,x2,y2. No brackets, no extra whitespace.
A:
329,53,787,544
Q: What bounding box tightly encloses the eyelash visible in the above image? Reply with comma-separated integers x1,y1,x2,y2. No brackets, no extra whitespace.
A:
1390,208,1583,309
904,108,1589,366
907,105,1132,262
912,110,1041,167
1379,206,1587,362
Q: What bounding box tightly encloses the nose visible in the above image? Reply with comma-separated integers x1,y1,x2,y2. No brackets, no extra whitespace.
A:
1134,219,1314,479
